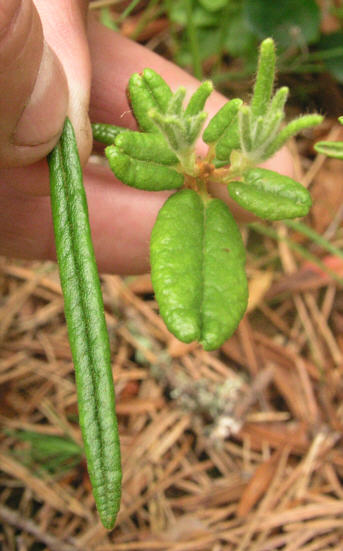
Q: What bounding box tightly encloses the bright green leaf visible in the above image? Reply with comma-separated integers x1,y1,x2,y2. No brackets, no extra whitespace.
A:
106,147,184,190
150,190,248,350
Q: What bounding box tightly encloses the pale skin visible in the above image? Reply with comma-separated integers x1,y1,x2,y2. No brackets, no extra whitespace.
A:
0,0,293,274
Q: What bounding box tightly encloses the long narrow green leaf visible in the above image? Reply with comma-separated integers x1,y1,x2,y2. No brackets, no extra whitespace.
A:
264,114,323,159
251,38,276,119
239,105,253,153
185,81,213,116
284,219,343,260
314,140,343,159
47,118,121,530
250,222,343,287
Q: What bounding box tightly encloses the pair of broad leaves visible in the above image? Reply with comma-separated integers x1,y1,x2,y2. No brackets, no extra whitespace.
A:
93,39,322,351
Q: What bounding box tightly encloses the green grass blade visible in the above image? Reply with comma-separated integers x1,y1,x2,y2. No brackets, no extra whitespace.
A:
250,222,343,287
284,219,343,260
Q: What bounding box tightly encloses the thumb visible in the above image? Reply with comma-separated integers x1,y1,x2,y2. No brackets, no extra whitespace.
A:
0,0,68,168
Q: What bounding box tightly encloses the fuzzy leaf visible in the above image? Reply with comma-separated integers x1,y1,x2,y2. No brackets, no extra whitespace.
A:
149,111,189,152
115,131,179,165
167,87,187,116
250,38,276,119
263,114,323,160
128,69,172,132
185,81,213,116
203,98,242,144
269,87,289,114
228,168,312,220
239,105,253,153
105,147,184,191
215,120,241,161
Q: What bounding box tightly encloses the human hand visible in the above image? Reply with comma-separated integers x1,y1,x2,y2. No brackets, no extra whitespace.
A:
0,3,293,273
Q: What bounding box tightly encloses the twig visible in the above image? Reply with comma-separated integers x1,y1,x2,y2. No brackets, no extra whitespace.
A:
0,504,80,551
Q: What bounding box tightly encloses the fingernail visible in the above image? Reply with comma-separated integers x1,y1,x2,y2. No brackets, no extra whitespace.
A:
14,42,68,146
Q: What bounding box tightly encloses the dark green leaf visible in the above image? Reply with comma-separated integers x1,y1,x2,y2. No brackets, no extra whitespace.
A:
224,9,257,58
318,32,343,83
243,0,320,49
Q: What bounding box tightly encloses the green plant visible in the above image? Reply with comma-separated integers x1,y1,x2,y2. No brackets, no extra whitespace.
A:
8,430,83,476
47,119,121,530
46,37,322,532
165,0,322,77
314,116,343,159
95,38,322,350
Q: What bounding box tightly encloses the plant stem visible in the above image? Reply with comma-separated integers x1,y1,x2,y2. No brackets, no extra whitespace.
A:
185,0,203,80
117,0,141,23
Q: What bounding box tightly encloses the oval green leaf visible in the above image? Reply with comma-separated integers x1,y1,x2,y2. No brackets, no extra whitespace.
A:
228,167,312,220
128,69,172,133
150,190,248,350
115,131,179,165
105,146,184,191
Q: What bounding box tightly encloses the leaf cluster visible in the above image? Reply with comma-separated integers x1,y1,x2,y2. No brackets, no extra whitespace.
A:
93,37,323,351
